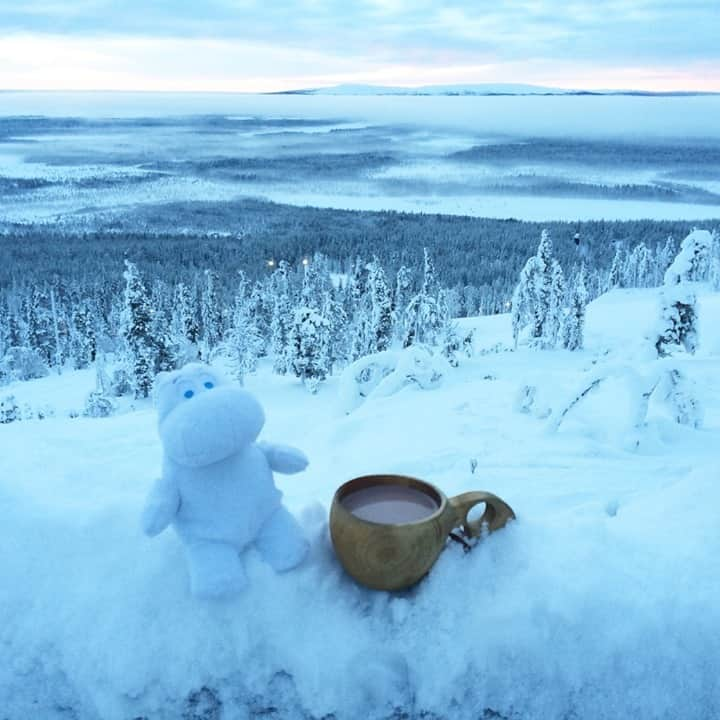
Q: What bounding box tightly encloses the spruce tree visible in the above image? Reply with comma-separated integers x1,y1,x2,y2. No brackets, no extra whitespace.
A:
545,259,565,347
289,306,330,393
510,230,568,349
70,301,96,369
393,265,413,341
656,236,677,285
367,257,393,353
635,242,652,288
533,231,555,346
269,261,294,374
656,286,698,357
200,269,223,358
172,282,200,346
121,260,155,398
0,301,9,360
25,289,54,366
608,244,624,289
562,265,588,351
227,271,263,384
655,232,707,357
347,257,372,361
249,281,269,357
403,248,443,348
150,306,178,373
321,289,348,369
710,232,720,291
664,229,712,284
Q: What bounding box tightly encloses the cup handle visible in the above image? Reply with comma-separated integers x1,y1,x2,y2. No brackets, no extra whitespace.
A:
448,491,516,539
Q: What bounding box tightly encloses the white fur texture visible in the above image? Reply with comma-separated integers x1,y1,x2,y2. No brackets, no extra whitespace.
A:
142,363,309,598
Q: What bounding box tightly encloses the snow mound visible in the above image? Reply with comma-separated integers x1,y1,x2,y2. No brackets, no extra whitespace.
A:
338,346,446,413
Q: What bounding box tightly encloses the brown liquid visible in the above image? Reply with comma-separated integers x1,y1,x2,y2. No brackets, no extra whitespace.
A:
342,485,439,524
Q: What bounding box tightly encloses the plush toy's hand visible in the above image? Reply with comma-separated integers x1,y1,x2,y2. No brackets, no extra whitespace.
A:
141,477,180,537
258,442,309,474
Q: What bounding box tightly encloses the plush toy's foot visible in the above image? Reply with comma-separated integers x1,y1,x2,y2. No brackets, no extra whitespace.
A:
185,540,247,599
255,506,309,573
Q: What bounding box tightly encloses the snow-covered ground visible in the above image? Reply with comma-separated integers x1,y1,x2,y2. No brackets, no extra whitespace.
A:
1,288,718,719
247,187,720,222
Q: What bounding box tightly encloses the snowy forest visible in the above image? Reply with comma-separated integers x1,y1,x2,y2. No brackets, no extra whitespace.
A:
1,212,717,413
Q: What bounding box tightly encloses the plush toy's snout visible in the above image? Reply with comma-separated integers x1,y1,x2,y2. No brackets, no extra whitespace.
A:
160,386,265,468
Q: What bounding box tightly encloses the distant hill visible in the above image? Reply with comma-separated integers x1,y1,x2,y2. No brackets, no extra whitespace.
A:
275,83,717,97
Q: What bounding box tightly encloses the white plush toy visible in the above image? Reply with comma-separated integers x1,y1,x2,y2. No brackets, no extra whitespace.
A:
141,363,309,598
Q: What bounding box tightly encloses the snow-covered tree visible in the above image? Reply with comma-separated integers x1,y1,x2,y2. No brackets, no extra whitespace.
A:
403,248,444,348
227,271,263,384
321,289,348,370
562,264,588,351
347,257,372,361
393,265,413,340
0,395,19,424
70,301,96,369
83,390,115,418
654,236,677,286
709,231,720,291
655,233,708,358
0,304,9,361
440,321,461,367
607,244,624,290
121,260,156,398
658,368,703,428
441,286,463,320
172,282,200,346
367,257,393,353
656,283,698,357
0,346,48,383
249,281,270,357
200,269,223,357
289,306,330,393
546,259,565,347
664,229,712,284
269,261,294,374
511,230,562,349
301,253,332,309
627,242,652,288
48,287,66,373
150,305,178,374
25,289,55,367
511,256,536,348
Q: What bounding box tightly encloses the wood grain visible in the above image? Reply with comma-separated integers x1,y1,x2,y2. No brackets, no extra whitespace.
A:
330,474,515,591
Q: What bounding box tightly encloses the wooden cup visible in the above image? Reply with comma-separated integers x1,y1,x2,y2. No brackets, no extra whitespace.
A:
329,474,516,591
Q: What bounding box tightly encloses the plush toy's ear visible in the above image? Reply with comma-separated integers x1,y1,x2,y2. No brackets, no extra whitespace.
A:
154,371,172,391
153,370,176,407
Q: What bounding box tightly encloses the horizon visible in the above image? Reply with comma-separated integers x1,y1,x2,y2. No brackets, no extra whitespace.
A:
1,82,719,95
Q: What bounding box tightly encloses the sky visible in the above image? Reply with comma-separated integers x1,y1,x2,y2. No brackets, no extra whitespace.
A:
0,1,718,92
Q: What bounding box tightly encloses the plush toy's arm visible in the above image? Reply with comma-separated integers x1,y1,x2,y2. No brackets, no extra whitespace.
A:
258,442,309,474
141,475,181,537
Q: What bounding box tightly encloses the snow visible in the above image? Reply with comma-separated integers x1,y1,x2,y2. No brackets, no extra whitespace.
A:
663,229,713,284
1,289,720,719
337,346,445,413
239,188,720,223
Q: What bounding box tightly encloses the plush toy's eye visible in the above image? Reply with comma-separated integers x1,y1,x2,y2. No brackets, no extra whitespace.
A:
204,381,214,389
184,389,195,399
